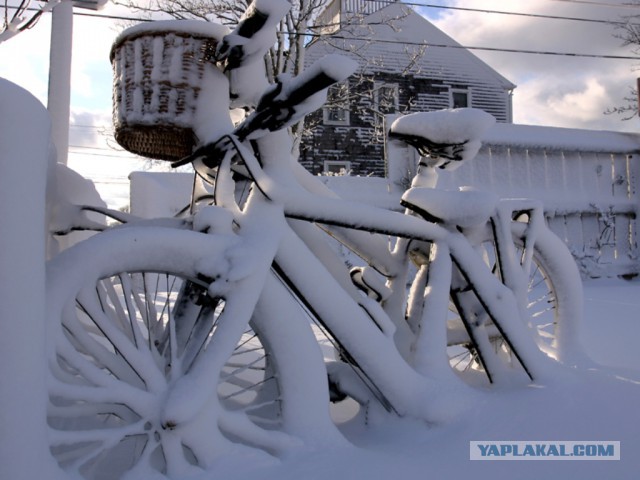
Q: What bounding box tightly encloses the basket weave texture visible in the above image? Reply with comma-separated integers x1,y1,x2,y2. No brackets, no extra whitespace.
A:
111,28,219,161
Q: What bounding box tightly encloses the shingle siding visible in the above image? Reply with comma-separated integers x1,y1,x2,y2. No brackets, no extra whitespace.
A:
301,1,516,177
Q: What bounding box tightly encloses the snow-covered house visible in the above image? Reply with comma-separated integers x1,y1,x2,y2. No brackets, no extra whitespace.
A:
300,0,516,176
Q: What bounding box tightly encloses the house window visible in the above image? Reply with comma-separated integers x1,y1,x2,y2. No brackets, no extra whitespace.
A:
324,160,351,175
451,89,470,109
323,83,350,125
374,82,399,115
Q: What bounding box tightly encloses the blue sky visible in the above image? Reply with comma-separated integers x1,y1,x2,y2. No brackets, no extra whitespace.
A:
0,0,638,184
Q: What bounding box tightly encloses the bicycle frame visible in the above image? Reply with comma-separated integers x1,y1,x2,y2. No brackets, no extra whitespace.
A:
197,131,553,417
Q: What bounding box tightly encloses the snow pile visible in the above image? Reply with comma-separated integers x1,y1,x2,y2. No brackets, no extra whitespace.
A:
112,20,230,47
193,65,234,144
390,108,496,168
401,186,498,228
207,358,640,480
49,163,107,252
0,78,65,479
391,108,496,145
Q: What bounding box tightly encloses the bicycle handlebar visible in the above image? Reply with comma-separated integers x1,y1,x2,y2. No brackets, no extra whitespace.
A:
174,55,357,169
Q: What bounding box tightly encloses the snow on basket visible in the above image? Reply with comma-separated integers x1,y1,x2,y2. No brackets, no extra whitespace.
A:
110,20,230,161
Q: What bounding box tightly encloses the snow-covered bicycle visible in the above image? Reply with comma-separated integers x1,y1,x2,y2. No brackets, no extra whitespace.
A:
44,3,583,478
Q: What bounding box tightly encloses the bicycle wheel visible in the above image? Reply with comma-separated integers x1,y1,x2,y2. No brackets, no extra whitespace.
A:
46,227,293,479
446,222,582,379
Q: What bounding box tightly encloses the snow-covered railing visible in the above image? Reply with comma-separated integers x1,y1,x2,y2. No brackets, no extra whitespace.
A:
389,122,640,278
131,121,639,278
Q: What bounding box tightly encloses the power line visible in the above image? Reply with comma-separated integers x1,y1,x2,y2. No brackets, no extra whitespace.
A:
6,4,637,62
307,32,640,60
70,124,112,129
36,2,640,62
388,0,634,25
69,144,118,151
403,0,640,9
67,9,153,22
68,150,134,158
546,0,640,8
9,1,638,28
68,144,137,158
4,5,153,22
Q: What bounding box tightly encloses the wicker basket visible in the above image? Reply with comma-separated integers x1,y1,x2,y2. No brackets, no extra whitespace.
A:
110,21,228,161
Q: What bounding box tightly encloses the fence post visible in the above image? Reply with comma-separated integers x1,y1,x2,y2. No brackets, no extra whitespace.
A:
0,79,64,478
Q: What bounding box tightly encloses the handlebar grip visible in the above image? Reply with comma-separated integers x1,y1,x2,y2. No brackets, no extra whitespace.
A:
235,54,358,139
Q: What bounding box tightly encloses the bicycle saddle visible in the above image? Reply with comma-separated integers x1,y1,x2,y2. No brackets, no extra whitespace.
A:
388,109,495,169
401,187,498,228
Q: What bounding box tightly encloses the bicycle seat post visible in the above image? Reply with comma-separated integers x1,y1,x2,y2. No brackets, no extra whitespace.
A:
410,163,439,189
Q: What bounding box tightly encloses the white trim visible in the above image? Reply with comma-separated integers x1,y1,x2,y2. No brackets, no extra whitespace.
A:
374,82,399,115
323,83,350,126
323,107,350,126
323,160,351,174
450,87,471,109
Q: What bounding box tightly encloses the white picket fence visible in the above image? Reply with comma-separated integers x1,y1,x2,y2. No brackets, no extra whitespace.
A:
388,122,640,278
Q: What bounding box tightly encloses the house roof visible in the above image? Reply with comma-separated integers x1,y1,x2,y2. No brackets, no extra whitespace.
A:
306,1,516,91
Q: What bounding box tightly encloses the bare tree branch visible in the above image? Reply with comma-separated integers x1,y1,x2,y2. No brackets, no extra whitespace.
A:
608,4,640,119
1,0,59,44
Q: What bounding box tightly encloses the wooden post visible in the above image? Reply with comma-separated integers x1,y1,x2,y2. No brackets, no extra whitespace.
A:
47,1,73,165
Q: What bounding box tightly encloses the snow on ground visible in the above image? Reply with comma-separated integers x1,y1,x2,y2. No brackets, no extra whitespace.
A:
67,170,640,480
165,278,640,480
581,278,640,370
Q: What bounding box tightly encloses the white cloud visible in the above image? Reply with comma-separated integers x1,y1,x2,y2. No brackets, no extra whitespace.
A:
70,11,125,106
518,76,608,126
0,18,51,105
0,4,132,150
550,78,609,121
426,0,640,132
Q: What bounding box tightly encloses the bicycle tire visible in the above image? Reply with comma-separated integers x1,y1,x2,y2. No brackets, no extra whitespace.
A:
45,226,297,478
446,222,583,378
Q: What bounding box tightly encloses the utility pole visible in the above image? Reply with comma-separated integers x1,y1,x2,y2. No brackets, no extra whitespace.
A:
47,0,108,165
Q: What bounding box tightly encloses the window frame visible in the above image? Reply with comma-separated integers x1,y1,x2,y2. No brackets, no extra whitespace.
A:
323,82,350,126
323,160,351,175
374,81,399,116
450,88,471,109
